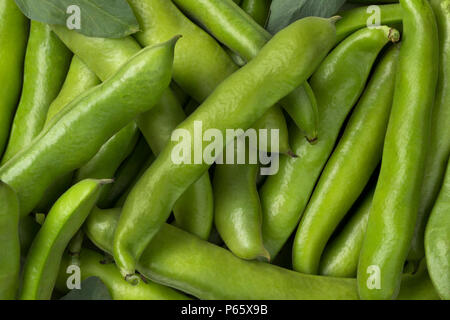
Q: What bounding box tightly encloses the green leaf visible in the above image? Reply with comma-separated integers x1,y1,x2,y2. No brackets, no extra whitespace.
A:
14,0,139,38
267,0,347,34
60,277,112,300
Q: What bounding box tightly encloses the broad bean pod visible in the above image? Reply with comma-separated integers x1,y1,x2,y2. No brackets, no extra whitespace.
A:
409,0,450,260
113,16,338,280
358,0,439,300
20,179,110,300
0,0,28,158
1,21,72,164
293,44,400,274
0,39,176,217
171,0,319,141
260,26,399,259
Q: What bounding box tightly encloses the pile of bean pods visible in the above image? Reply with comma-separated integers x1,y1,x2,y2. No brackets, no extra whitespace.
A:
0,0,448,301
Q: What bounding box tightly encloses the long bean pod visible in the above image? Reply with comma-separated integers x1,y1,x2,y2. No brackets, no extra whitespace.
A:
260,26,399,259
358,0,439,300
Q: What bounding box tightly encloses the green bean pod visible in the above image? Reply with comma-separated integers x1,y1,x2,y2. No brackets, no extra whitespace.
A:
56,248,189,300
409,0,450,260
137,90,214,239
0,39,176,217
1,21,72,164
425,158,450,300
20,179,110,300
214,161,269,261
52,27,215,240
0,181,20,300
260,26,399,259
114,16,338,280
45,56,101,126
87,207,357,300
87,207,438,300
35,57,101,213
129,0,291,152
74,122,140,195
358,0,439,300
320,187,374,278
349,0,398,3
99,137,153,209
171,0,319,141
241,0,271,26
293,44,400,275
0,0,29,158
336,4,403,42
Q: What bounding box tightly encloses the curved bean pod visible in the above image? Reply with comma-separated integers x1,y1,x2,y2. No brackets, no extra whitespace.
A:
0,39,176,217
129,0,290,152
20,179,110,300
320,187,374,278
425,158,450,300
0,181,20,299
358,0,439,300
1,21,72,164
336,4,403,42
171,0,319,141
409,0,450,260
87,207,438,300
293,44,400,275
260,26,399,259
0,0,28,158
53,27,215,240
113,16,337,279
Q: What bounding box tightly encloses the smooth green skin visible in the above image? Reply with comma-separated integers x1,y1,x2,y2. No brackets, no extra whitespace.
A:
214,162,269,261
138,89,214,240
293,45,400,275
45,56,101,126
74,122,140,192
170,82,190,107
320,188,374,278
87,208,439,300
130,0,290,152
129,0,237,102
0,40,176,217
409,0,450,260
172,0,319,141
0,0,28,158
425,159,450,300
52,27,215,241
260,27,398,259
20,179,108,300
19,215,40,259
241,0,271,27
0,181,20,299
35,57,101,213
56,248,189,300
336,4,403,42
100,137,152,209
358,0,439,300
1,21,72,164
88,208,357,300
114,17,338,279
